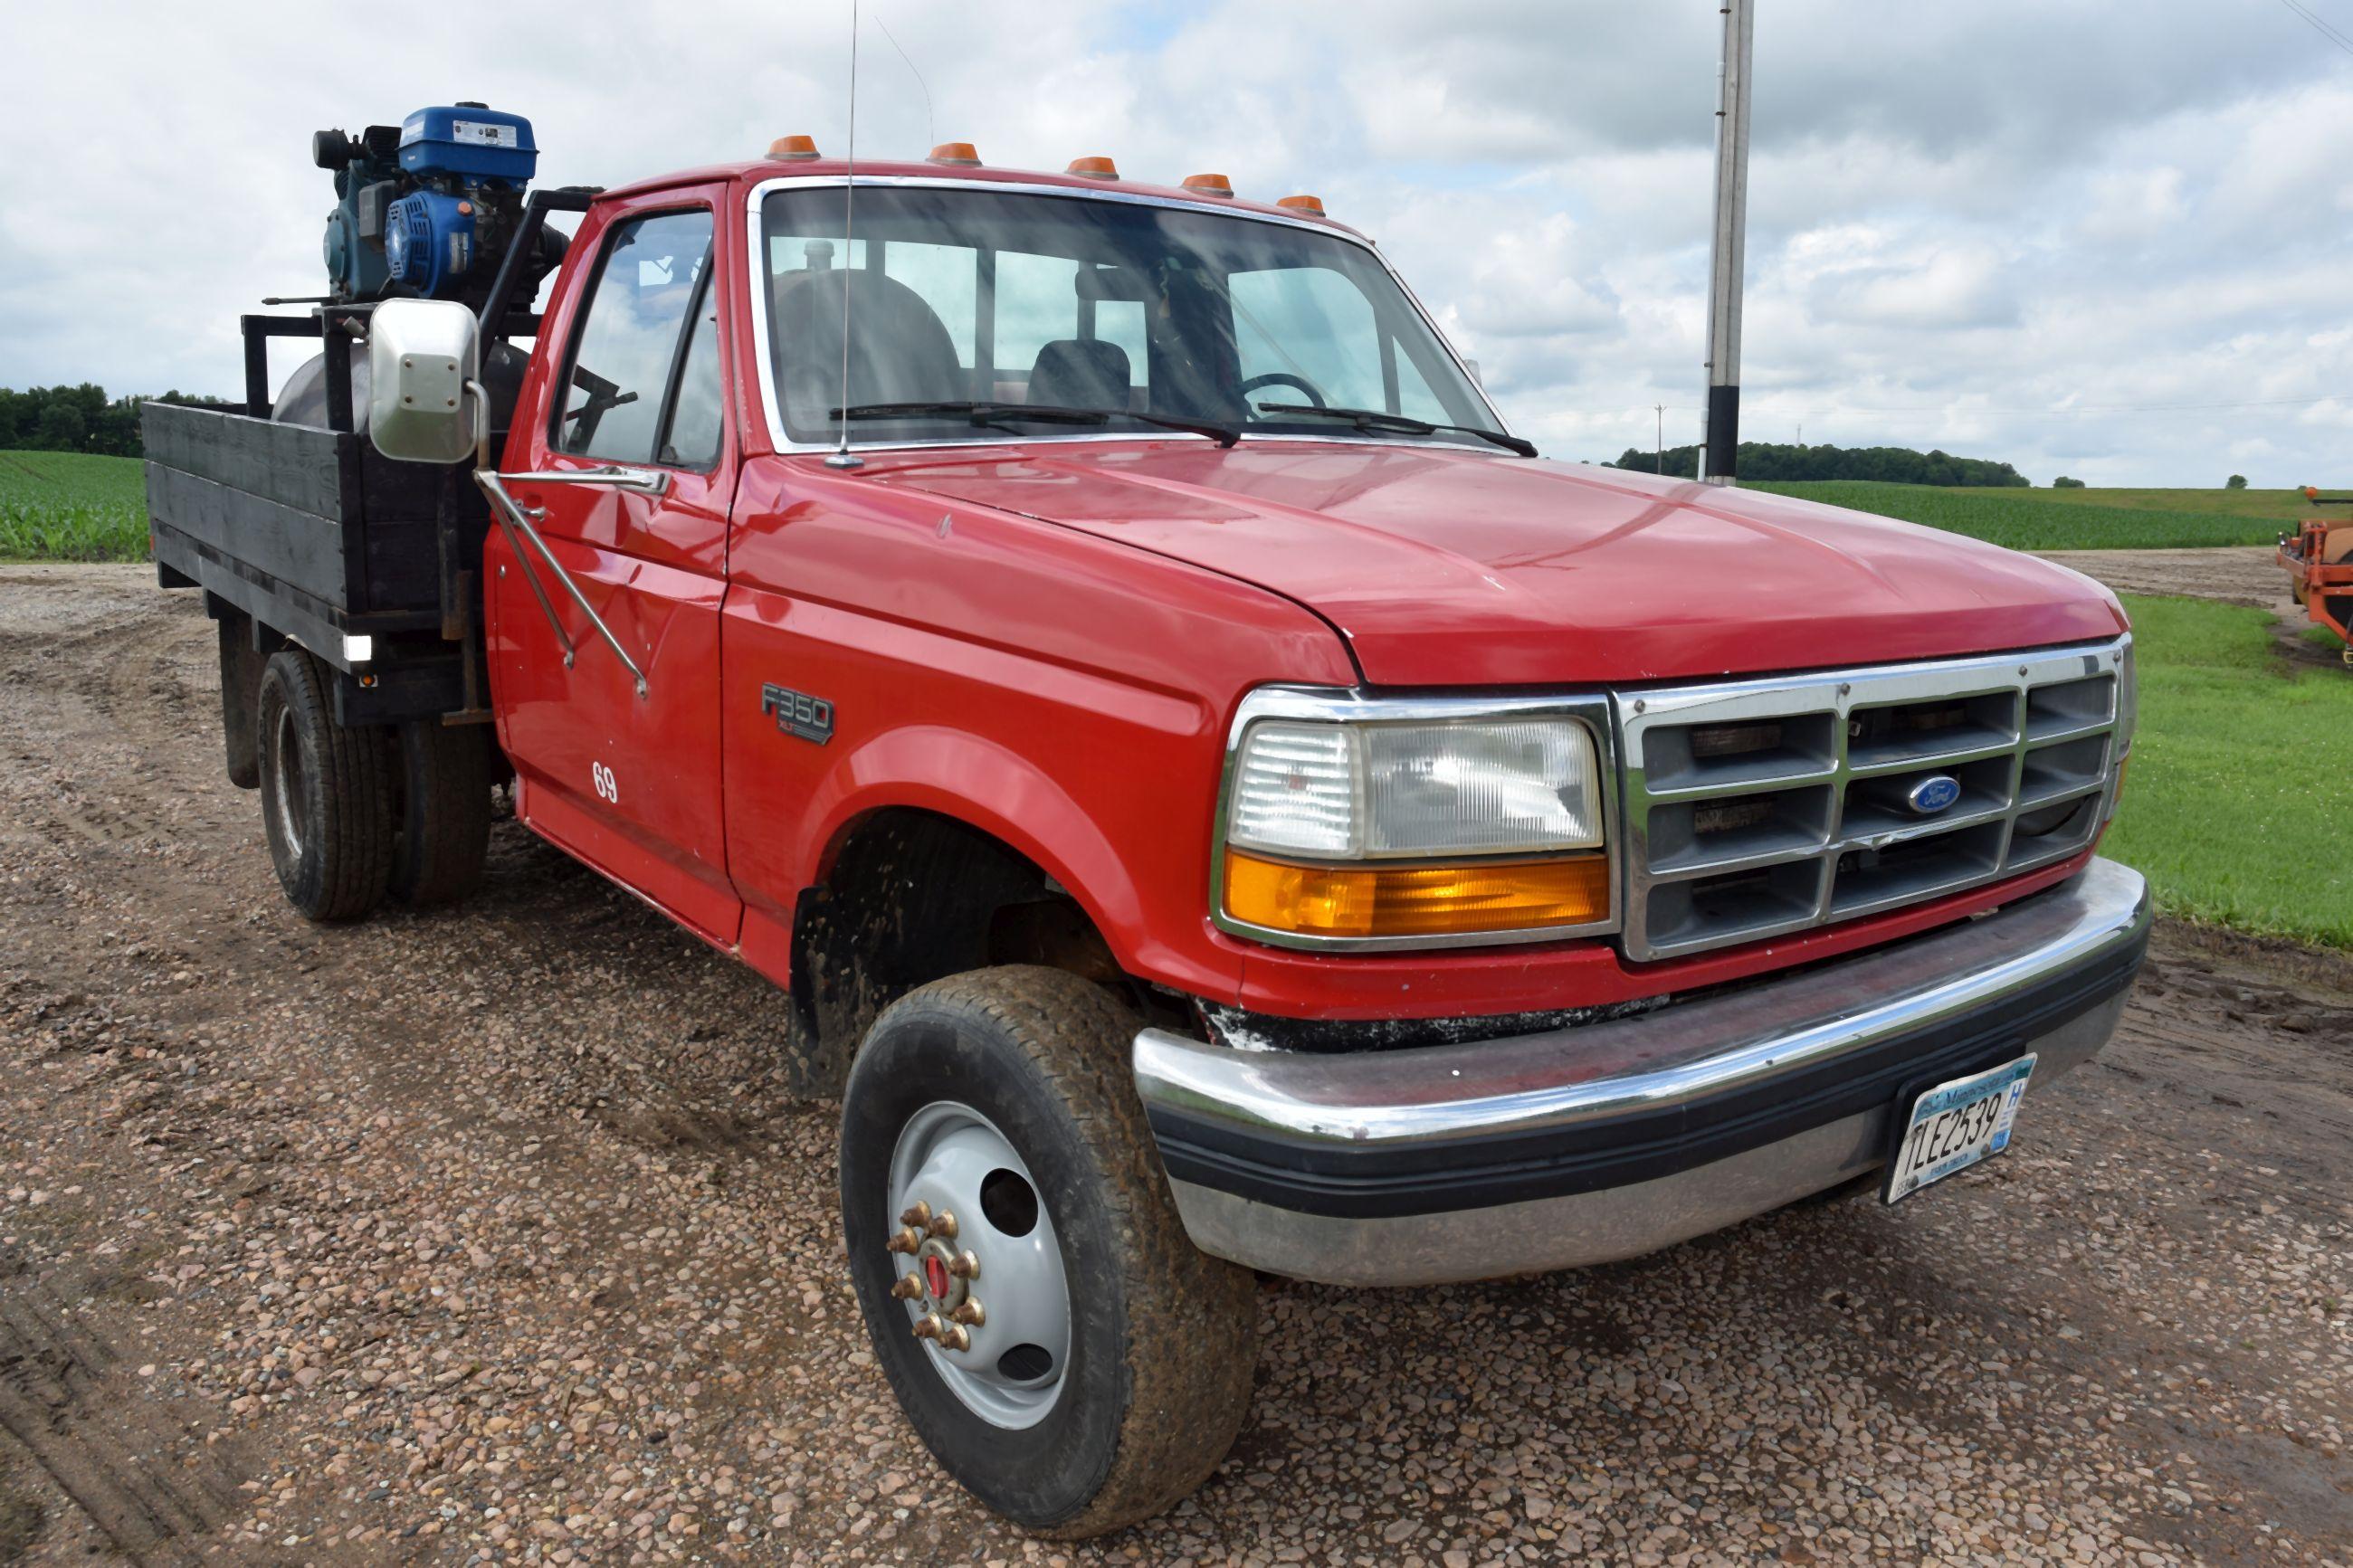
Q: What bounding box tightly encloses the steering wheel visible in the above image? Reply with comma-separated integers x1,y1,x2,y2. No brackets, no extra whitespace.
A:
1239,371,1328,413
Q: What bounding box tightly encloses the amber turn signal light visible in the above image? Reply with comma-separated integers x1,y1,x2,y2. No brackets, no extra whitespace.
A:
1223,851,1609,939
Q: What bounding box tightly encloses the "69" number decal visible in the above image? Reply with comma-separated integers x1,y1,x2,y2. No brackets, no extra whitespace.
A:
591,761,619,803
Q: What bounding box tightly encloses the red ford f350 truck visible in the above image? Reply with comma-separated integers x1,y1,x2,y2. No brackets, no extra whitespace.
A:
147,116,2148,1535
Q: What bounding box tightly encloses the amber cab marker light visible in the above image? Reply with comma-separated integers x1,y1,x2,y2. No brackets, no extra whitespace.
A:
766,134,820,161
1182,172,1235,197
928,141,981,166
1223,850,1610,940
1276,194,1326,216
1066,155,1120,179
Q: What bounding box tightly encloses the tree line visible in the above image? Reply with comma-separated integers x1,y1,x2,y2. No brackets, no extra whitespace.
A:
1606,442,2032,487
0,385,236,459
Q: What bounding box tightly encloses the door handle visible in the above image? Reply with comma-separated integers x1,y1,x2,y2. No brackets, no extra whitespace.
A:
475,470,652,699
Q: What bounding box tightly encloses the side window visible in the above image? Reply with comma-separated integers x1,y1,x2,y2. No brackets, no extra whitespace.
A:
662,288,724,469
557,210,717,464
1229,267,1386,413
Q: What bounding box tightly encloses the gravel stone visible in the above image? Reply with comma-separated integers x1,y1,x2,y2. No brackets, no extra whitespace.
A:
0,563,2347,1565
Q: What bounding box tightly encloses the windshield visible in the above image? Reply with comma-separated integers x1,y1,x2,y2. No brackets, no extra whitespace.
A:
757,185,1502,451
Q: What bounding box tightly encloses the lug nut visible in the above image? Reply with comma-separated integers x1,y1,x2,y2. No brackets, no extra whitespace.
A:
939,1325,972,1352
928,1210,959,1240
889,1273,924,1300
948,1250,980,1280
949,1300,985,1326
911,1312,945,1341
886,1227,921,1256
898,1201,932,1229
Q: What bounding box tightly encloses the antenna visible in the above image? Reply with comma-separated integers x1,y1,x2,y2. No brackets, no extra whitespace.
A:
873,13,934,150
824,0,864,470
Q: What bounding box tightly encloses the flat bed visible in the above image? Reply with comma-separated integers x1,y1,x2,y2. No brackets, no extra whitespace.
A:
144,394,484,726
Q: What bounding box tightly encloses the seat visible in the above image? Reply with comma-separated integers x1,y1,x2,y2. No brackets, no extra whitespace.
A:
1026,339,1131,411
770,268,966,428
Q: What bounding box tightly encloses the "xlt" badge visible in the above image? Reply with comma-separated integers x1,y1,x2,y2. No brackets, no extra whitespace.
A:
761,683,835,745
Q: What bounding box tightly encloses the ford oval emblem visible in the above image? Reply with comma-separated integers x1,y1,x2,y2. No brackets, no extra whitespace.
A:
1908,774,1963,815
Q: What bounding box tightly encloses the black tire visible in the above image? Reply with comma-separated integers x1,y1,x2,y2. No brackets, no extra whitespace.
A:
254,650,392,921
840,966,1256,1537
388,720,491,908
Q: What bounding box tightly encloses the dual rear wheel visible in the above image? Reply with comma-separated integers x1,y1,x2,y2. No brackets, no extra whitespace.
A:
253,648,491,920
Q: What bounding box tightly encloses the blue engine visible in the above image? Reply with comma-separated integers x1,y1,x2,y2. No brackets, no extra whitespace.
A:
315,103,546,308
385,190,475,298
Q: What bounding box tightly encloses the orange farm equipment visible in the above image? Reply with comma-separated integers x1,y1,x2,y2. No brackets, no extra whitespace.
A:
2282,487,2353,667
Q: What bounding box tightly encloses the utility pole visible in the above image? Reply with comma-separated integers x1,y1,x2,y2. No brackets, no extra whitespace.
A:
1699,0,1754,485
1656,404,1665,474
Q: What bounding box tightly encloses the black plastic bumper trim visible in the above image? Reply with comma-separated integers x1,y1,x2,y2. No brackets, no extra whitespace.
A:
1147,927,2147,1221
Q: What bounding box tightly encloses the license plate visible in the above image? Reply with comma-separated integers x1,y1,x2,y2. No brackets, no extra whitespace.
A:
1883,1054,2036,1204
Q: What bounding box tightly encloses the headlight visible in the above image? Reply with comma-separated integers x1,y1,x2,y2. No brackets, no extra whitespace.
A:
1229,718,1603,858
1217,696,1613,946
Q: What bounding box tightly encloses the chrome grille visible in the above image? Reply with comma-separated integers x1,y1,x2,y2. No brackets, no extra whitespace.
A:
1615,638,2131,961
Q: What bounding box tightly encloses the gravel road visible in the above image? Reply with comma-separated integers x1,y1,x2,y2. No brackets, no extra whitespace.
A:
1,561,2347,1567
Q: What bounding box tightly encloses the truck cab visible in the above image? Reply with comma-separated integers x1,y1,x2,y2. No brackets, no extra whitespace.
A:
148,132,2148,1537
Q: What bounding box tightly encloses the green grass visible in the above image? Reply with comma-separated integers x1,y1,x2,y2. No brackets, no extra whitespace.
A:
2103,593,2353,947
2011,485,2322,525
1742,480,2295,550
0,451,148,562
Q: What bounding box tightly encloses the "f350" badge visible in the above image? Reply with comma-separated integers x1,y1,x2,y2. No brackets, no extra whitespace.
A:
761,683,835,745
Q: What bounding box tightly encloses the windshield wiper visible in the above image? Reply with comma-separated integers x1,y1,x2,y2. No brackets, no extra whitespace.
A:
1254,402,1536,457
833,401,1239,448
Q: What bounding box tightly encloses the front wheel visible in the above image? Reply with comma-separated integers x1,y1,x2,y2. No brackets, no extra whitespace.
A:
840,966,1256,1537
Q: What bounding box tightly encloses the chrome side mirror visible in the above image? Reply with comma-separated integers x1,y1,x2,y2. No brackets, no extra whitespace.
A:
368,299,486,465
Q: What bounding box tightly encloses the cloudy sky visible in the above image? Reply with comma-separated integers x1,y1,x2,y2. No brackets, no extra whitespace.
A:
5,0,2352,485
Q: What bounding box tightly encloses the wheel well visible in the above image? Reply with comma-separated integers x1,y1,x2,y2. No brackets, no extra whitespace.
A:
789,809,1128,1079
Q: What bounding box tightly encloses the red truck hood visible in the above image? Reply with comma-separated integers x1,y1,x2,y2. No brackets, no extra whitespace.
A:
875,442,2127,686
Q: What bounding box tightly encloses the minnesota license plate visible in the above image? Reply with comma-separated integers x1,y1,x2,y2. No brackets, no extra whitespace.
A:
1883,1054,2036,1204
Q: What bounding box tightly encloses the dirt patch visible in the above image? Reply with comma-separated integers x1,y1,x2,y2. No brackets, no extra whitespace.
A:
2034,545,2286,607
2036,544,2348,671
1,565,2348,1564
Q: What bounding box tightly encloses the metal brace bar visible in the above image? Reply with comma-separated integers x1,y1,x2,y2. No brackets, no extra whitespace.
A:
490,508,576,666
474,469,654,698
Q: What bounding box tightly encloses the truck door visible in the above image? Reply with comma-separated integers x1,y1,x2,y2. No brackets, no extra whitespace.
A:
487,197,741,942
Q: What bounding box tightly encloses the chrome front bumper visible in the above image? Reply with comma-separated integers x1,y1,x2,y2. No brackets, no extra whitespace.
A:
1135,858,2150,1287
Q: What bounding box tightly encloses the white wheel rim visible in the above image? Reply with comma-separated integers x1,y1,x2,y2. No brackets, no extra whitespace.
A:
885,1101,1070,1429
271,704,308,857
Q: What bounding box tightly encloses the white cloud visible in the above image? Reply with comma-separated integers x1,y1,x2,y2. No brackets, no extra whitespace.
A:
5,0,2353,483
